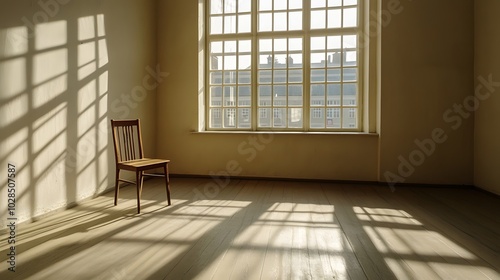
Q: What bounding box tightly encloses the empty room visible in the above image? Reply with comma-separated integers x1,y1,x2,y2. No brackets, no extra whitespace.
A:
1,0,499,279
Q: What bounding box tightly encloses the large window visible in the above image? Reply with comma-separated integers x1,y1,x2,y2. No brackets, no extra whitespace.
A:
207,0,363,131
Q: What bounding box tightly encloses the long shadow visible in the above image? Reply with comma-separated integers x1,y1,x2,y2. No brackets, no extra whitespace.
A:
0,0,112,230
0,185,191,279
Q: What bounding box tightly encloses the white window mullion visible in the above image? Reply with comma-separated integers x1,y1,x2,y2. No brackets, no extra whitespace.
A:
303,0,311,131
357,0,365,131
205,0,212,130
251,0,258,131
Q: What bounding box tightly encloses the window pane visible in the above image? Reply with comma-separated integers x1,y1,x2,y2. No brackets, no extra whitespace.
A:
225,40,237,52
259,70,272,83
327,9,341,28
224,55,237,70
211,0,223,14
238,86,251,106
224,16,237,33
229,72,241,85
225,0,237,13
311,37,325,50
328,35,342,49
288,53,302,67
289,69,302,82
327,84,341,105
259,0,272,11
344,51,357,66
211,41,223,53
274,38,287,52
210,71,222,84
224,108,236,127
288,108,303,128
259,85,272,106
289,0,302,9
288,85,303,105
273,85,287,106
273,108,286,127
327,69,340,82
238,108,251,128
274,0,287,10
224,86,237,106
238,14,251,33
210,56,222,70
328,53,341,67
274,54,287,66
259,108,271,127
326,108,341,128
274,12,287,31
311,0,326,8
259,39,272,52
311,84,325,106
343,68,357,81
259,55,273,68
210,86,222,106
311,10,326,29
259,13,272,31
343,7,357,27
238,55,251,69
210,108,222,128
210,16,223,34
239,40,251,52
310,108,325,128
238,71,251,83
343,35,357,48
344,0,357,6
274,70,287,83
311,52,325,68
343,83,357,105
328,0,341,7
343,108,357,128
238,0,251,12
311,69,325,82
289,38,302,51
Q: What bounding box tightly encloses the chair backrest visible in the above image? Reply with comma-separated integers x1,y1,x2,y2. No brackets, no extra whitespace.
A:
111,119,144,162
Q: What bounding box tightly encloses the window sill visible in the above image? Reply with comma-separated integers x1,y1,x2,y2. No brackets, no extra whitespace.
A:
192,130,379,136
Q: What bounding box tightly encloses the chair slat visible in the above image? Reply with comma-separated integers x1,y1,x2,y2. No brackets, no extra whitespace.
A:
131,126,135,159
131,126,136,159
123,126,129,161
121,126,127,161
125,126,132,161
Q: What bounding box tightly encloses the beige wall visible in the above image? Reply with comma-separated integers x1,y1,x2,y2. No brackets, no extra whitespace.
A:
0,0,157,228
157,0,475,186
379,0,474,185
474,0,500,195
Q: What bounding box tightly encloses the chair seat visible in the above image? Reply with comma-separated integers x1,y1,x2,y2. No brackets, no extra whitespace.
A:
118,158,170,170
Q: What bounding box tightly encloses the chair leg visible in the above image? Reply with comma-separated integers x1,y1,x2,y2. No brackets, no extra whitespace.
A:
164,164,171,205
136,171,143,214
114,169,120,206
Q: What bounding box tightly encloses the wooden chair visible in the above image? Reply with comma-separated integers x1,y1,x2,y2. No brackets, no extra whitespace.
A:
111,119,171,213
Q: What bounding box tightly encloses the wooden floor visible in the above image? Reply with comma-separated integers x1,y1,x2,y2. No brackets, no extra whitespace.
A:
1,178,499,279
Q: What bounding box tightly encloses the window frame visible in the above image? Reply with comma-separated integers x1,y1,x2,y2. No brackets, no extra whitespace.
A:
204,0,366,132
